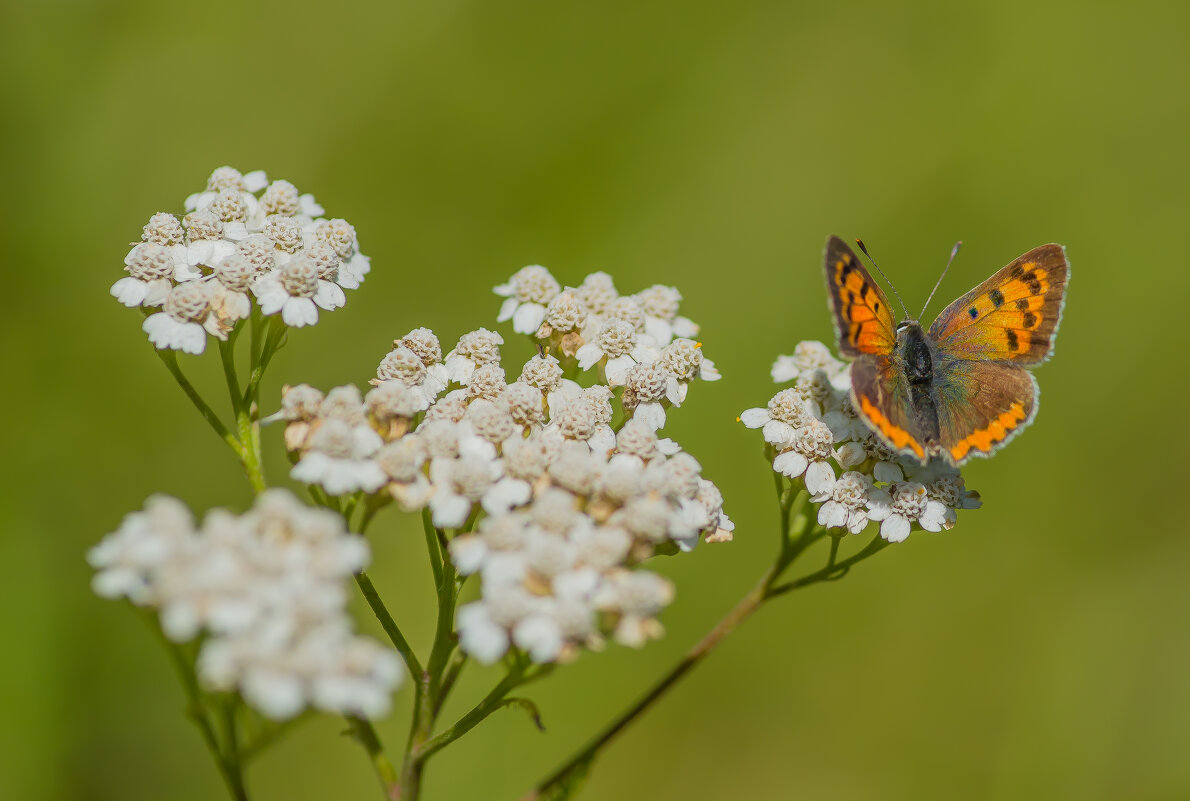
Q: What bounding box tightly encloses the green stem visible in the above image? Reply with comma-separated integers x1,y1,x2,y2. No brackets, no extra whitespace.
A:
399,515,461,799
236,406,265,494
241,317,287,409
152,623,248,801
421,508,444,589
156,349,242,458
218,336,243,415
248,307,264,376
347,716,400,799
767,535,891,597
432,651,468,718
355,571,423,679
417,662,530,760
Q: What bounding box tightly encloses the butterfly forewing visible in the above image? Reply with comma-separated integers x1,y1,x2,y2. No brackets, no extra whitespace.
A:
823,236,896,357
927,244,1068,365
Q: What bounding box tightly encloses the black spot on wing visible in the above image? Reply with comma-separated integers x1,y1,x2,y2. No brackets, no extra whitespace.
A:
1015,298,1029,310
1021,270,1042,295
1010,265,1024,278
989,289,1005,307
1005,329,1019,351
968,307,978,319
1023,311,1037,329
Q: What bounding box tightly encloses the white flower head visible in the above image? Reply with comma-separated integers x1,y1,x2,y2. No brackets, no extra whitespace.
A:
88,495,196,603
771,340,847,384
771,418,837,494
290,417,386,495
496,265,562,334
575,271,619,315
811,471,880,534
575,319,658,386
542,291,587,335
259,179,323,219
428,437,504,527
656,338,720,405
185,166,267,214
622,361,677,430
112,243,185,308
253,253,345,327
375,435,433,511
867,481,949,542
635,284,700,346
739,387,819,447
142,281,224,354
142,212,186,246
445,328,504,385
372,344,447,408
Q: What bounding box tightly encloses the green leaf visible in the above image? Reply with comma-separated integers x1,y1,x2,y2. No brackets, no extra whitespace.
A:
497,696,546,731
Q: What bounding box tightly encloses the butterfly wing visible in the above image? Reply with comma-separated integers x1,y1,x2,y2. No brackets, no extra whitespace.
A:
823,236,897,357
927,244,1069,365
849,354,928,463
932,358,1038,464
926,243,1067,464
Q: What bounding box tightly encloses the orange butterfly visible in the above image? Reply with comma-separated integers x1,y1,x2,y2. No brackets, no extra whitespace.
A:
824,236,1069,465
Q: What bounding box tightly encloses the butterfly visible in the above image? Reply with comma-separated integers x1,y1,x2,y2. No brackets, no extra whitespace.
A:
824,235,1069,466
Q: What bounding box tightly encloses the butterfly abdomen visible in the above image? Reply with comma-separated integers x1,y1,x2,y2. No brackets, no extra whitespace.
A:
895,324,943,457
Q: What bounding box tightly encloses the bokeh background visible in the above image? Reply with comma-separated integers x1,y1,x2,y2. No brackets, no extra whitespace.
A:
2,1,1187,799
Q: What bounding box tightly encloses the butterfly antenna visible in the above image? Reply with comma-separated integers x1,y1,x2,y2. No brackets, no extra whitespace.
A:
919,240,962,320
855,239,911,320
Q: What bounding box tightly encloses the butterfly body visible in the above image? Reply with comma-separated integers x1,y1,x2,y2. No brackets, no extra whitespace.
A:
824,236,1068,466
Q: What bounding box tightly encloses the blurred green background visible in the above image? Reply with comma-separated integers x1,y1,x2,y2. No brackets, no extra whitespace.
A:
2,1,1186,799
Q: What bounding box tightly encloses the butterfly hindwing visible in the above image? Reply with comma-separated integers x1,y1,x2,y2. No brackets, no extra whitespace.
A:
933,357,1038,464
824,236,896,357
849,354,928,462
927,244,1068,365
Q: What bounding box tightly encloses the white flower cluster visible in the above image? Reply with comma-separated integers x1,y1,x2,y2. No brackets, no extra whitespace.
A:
88,490,402,720
111,166,370,354
277,313,731,665
741,341,981,543
494,267,719,423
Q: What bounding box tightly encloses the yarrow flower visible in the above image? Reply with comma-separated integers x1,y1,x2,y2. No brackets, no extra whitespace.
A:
88,490,402,720
493,266,720,429
112,166,369,352
741,341,981,542
272,307,731,667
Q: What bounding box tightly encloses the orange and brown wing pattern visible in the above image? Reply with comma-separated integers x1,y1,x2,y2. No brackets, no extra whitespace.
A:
933,358,1038,464
927,244,1068,365
824,236,897,357
850,354,927,462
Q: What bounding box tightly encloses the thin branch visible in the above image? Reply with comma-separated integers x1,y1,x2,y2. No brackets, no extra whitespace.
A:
417,661,537,760
155,349,241,457
346,716,400,799
355,571,423,679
